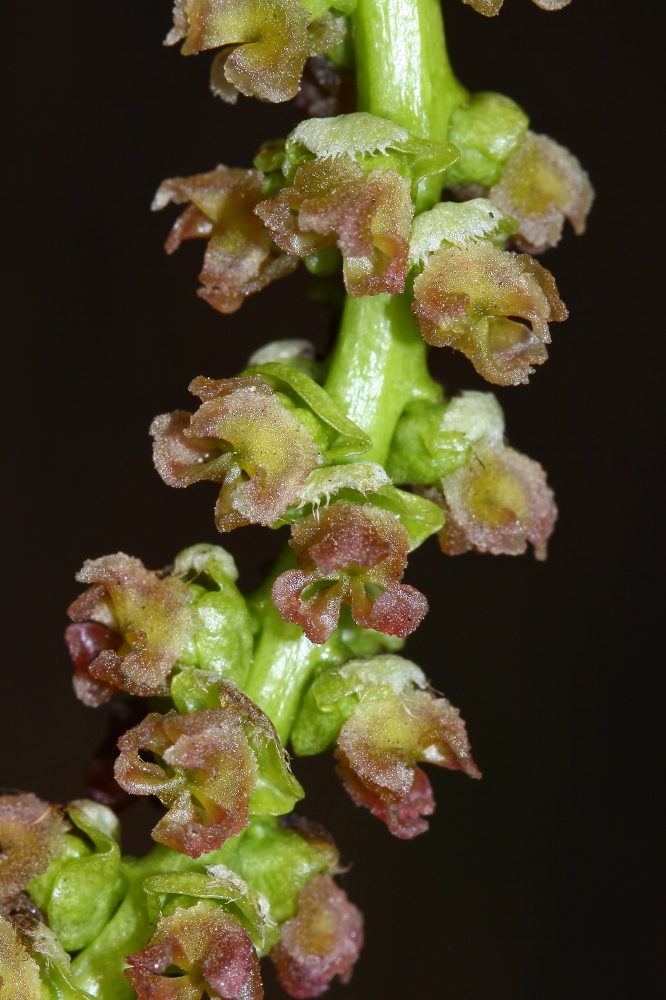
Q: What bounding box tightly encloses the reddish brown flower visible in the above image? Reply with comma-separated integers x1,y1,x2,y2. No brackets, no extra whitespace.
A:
67,553,194,701
150,376,322,533
255,157,414,296
115,682,302,857
270,874,363,999
166,0,345,104
335,685,480,838
412,242,568,385
489,131,594,253
125,902,262,1000
422,440,557,560
0,794,69,911
272,502,428,644
153,165,298,313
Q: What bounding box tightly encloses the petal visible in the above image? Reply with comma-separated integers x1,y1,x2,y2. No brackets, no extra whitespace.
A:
0,794,69,908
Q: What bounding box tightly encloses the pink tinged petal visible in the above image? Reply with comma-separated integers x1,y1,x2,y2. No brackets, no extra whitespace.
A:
65,622,121,706
412,243,567,386
69,554,194,698
126,905,262,1000
115,710,258,858
256,161,413,296
336,753,435,839
490,131,594,253
0,794,69,908
153,165,297,314
152,377,322,533
272,503,427,643
439,442,557,560
271,874,363,999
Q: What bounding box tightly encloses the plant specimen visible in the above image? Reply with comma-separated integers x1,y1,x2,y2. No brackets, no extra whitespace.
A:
0,0,592,997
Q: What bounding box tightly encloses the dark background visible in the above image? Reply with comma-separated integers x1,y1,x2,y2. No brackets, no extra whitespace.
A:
2,1,663,997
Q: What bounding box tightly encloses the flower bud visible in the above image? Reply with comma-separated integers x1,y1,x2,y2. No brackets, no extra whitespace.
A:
67,553,195,701
151,376,323,533
272,502,428,643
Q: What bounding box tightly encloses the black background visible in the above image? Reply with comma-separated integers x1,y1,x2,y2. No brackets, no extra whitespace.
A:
1,1,663,997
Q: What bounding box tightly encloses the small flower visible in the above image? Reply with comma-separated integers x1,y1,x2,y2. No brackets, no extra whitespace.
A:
256,157,414,296
415,389,558,559
488,131,594,253
125,902,262,1000
114,681,303,857
150,375,323,532
335,684,480,838
67,553,195,700
272,502,428,644
153,165,298,313
0,794,69,912
412,242,568,385
165,0,345,104
270,874,363,999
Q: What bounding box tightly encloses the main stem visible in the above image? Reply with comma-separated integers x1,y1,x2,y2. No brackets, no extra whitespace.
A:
247,0,460,737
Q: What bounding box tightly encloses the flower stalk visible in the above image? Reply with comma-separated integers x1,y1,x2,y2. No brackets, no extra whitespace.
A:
0,1,592,997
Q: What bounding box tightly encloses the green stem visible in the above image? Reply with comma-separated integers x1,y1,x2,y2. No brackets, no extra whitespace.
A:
323,293,441,466
354,0,467,139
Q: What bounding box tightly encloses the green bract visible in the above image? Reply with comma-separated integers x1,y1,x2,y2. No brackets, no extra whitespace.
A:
28,802,125,954
242,361,372,461
175,544,255,687
386,400,471,485
408,197,519,268
292,654,426,755
443,92,529,188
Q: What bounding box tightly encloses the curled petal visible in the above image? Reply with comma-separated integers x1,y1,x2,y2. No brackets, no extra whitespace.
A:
115,710,256,857
270,874,363,999
151,376,322,532
68,554,194,698
489,131,594,252
412,243,567,385
336,752,435,839
272,502,427,643
153,166,298,313
256,159,413,296
0,794,69,908
125,903,262,1000
165,0,345,104
432,441,558,560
